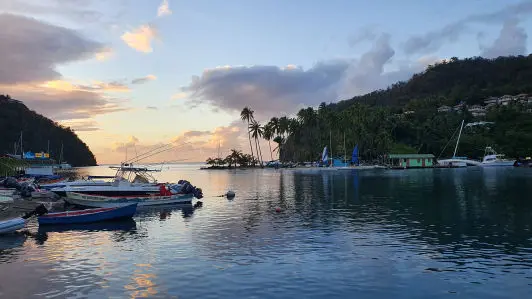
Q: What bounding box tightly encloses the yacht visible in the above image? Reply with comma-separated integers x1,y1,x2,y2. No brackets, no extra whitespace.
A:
480,147,515,167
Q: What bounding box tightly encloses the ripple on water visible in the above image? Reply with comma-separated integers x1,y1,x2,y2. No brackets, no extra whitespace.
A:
1,167,532,298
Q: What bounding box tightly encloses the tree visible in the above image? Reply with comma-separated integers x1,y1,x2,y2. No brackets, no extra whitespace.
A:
240,106,256,165
263,123,274,161
249,120,264,167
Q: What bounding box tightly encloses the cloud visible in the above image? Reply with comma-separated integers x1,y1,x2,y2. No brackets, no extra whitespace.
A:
131,74,157,84
0,13,105,84
183,130,211,138
146,106,158,110
59,119,100,132
121,25,158,53
0,0,105,24
481,19,528,58
180,62,349,115
40,80,130,93
179,34,430,116
403,1,532,55
95,47,113,61
157,0,172,17
0,82,128,121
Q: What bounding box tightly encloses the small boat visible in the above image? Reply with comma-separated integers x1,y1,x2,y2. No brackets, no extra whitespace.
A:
38,203,138,225
65,191,195,208
480,146,515,167
0,218,26,234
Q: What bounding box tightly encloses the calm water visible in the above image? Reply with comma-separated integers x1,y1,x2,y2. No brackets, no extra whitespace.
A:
1,165,531,298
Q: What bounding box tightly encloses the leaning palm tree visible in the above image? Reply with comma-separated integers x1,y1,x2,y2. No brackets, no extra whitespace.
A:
263,123,274,161
240,107,255,165
249,120,264,167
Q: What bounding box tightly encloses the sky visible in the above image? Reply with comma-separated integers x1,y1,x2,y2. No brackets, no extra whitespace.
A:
1,0,532,164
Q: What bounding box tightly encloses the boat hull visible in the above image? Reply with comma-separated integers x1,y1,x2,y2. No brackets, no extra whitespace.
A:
65,192,194,208
0,218,25,234
480,161,515,167
38,204,137,225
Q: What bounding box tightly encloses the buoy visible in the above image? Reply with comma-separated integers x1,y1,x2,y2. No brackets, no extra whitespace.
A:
226,190,235,199
275,207,282,213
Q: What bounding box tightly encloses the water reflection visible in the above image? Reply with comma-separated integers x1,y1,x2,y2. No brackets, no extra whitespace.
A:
1,165,531,298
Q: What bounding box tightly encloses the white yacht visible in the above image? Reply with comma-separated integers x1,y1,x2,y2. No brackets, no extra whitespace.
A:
480,147,515,167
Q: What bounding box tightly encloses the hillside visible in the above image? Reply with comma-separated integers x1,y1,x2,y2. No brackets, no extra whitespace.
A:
259,55,532,162
335,55,532,110
0,95,97,166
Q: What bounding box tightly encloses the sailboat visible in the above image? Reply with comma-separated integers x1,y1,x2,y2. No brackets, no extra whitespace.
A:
437,120,468,167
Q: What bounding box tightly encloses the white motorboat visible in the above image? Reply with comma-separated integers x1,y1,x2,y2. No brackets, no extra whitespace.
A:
65,191,195,208
60,164,203,207
480,147,515,167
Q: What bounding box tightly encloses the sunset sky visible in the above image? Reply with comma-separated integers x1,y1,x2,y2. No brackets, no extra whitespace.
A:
1,0,531,164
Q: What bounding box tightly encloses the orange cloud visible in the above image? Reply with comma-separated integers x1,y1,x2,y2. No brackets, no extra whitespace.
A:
121,25,158,53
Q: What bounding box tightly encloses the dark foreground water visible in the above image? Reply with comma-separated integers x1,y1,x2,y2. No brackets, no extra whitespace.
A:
1,165,531,298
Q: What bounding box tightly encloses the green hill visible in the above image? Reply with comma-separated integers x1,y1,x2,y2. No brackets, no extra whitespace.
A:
335,55,532,109
262,55,532,162
0,95,97,166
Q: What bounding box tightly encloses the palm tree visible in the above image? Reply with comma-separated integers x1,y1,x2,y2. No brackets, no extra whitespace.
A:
249,120,264,167
279,116,290,138
263,123,274,161
273,136,285,161
268,117,280,136
241,107,255,165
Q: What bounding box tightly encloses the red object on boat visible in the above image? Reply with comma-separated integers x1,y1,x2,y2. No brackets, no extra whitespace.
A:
159,184,172,196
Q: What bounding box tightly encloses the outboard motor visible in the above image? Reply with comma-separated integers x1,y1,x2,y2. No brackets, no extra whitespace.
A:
3,177,20,189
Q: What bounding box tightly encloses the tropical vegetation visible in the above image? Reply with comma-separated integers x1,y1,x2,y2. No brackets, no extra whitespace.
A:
219,56,532,165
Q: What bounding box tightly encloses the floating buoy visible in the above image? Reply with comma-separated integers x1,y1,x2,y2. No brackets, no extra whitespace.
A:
226,190,235,199
275,207,282,213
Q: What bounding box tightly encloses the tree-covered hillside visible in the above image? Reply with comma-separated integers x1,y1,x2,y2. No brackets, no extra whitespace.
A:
335,55,532,109
0,95,97,166
250,55,532,163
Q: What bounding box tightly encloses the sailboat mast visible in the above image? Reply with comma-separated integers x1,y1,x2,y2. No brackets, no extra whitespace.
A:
343,132,346,166
20,131,23,159
453,120,465,158
329,130,332,166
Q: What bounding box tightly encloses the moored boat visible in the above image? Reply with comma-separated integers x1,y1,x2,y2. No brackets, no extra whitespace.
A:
0,217,26,234
480,146,515,167
38,204,138,225
65,191,195,208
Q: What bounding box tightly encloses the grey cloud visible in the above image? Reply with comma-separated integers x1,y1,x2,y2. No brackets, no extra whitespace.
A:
180,33,425,116
341,33,425,98
4,86,129,121
131,75,157,85
404,0,532,55
0,0,105,24
181,62,349,115
0,13,104,84
481,19,528,58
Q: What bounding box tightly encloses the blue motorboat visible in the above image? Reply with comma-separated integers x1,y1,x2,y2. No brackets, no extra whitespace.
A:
38,204,137,225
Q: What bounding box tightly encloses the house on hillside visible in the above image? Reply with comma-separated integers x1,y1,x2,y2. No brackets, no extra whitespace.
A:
468,105,486,117
437,105,451,113
484,97,499,107
387,154,435,169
